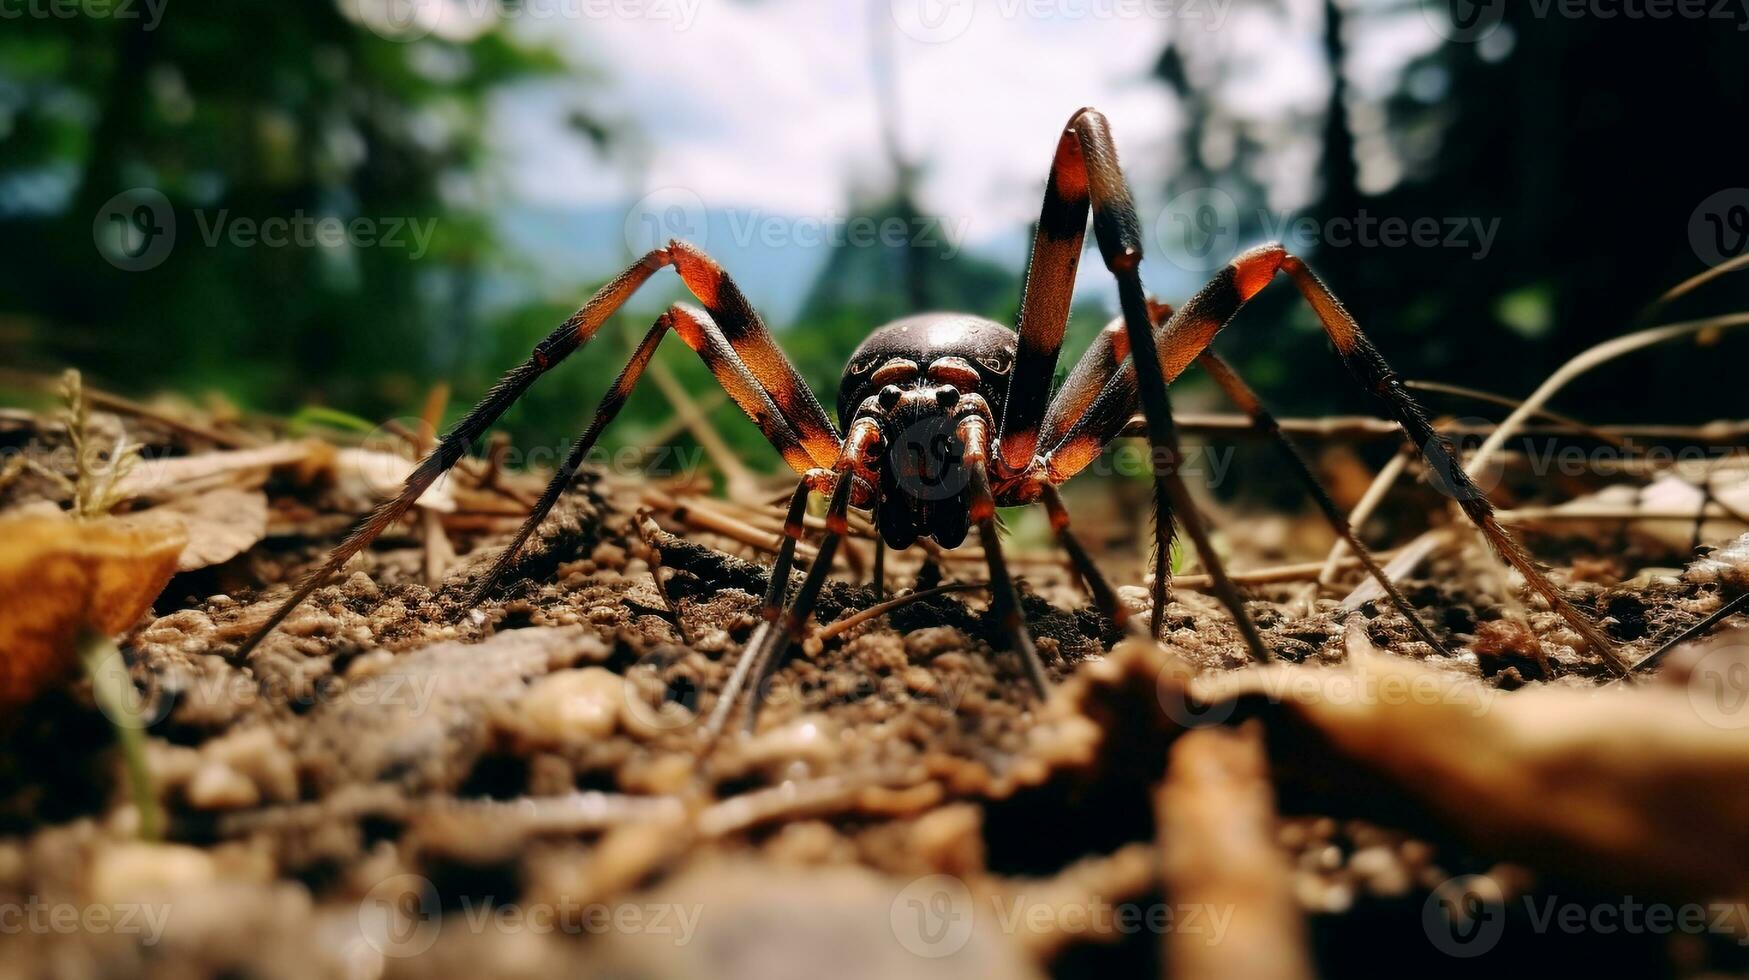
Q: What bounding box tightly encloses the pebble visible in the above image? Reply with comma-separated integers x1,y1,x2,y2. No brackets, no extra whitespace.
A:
512,667,624,741
186,761,259,810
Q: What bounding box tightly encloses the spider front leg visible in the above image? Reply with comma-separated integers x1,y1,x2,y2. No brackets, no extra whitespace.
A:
466,302,835,606
958,411,1053,698
235,240,842,657
1000,106,1271,662
706,424,880,739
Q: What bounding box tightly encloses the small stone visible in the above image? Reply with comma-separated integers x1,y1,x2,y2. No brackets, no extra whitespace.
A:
511,667,624,742
186,761,259,810
591,542,628,571
89,843,216,903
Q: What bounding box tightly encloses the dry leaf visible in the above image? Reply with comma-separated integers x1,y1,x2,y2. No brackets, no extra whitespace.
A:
117,487,269,572
114,441,318,502
1197,625,1749,900
0,515,185,715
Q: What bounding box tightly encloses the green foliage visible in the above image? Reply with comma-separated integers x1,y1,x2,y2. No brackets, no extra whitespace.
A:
0,0,576,432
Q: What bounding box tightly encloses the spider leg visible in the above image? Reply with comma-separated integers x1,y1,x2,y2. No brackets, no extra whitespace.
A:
1153,244,1626,674
1038,484,1145,639
467,303,834,605
1194,350,1452,656
871,524,886,600
1021,107,1270,661
705,423,881,739
236,241,841,657
960,414,1053,696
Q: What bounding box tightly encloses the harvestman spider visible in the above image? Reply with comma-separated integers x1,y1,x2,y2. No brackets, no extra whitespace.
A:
237,108,1626,734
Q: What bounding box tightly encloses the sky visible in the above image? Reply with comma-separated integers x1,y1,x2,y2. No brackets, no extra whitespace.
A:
477,0,1445,308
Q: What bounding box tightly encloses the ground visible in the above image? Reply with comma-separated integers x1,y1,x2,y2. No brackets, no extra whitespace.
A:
1,406,1746,979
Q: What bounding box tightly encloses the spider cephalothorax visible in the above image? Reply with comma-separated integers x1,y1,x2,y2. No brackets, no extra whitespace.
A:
237,107,1628,739
837,314,1017,550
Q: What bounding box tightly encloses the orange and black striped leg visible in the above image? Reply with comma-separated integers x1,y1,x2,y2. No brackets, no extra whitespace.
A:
1030,107,1269,662
961,415,1052,696
993,117,1091,471
705,472,858,739
1195,351,1451,656
1153,245,1624,674
706,423,881,739
234,249,674,657
1040,485,1143,639
468,303,834,605
237,240,841,656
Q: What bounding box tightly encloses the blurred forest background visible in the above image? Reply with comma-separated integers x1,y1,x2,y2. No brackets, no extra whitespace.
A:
3,0,1748,499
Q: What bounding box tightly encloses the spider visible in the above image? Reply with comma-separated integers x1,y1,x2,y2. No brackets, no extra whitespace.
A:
237,108,1626,734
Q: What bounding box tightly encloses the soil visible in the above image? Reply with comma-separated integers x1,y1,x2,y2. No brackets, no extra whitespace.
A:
0,413,1740,979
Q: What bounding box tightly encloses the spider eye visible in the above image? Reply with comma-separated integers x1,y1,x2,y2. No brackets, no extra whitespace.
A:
850,360,873,375
977,356,1011,375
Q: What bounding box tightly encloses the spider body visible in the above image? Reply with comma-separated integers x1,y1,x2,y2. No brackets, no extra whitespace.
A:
238,107,1628,738
838,313,1018,550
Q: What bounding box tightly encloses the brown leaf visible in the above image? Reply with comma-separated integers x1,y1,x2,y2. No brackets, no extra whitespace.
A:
1199,624,1749,900
113,440,318,502
0,515,185,715
116,487,269,572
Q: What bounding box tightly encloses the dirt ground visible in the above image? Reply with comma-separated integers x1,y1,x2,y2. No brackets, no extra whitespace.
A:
3,406,1748,980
